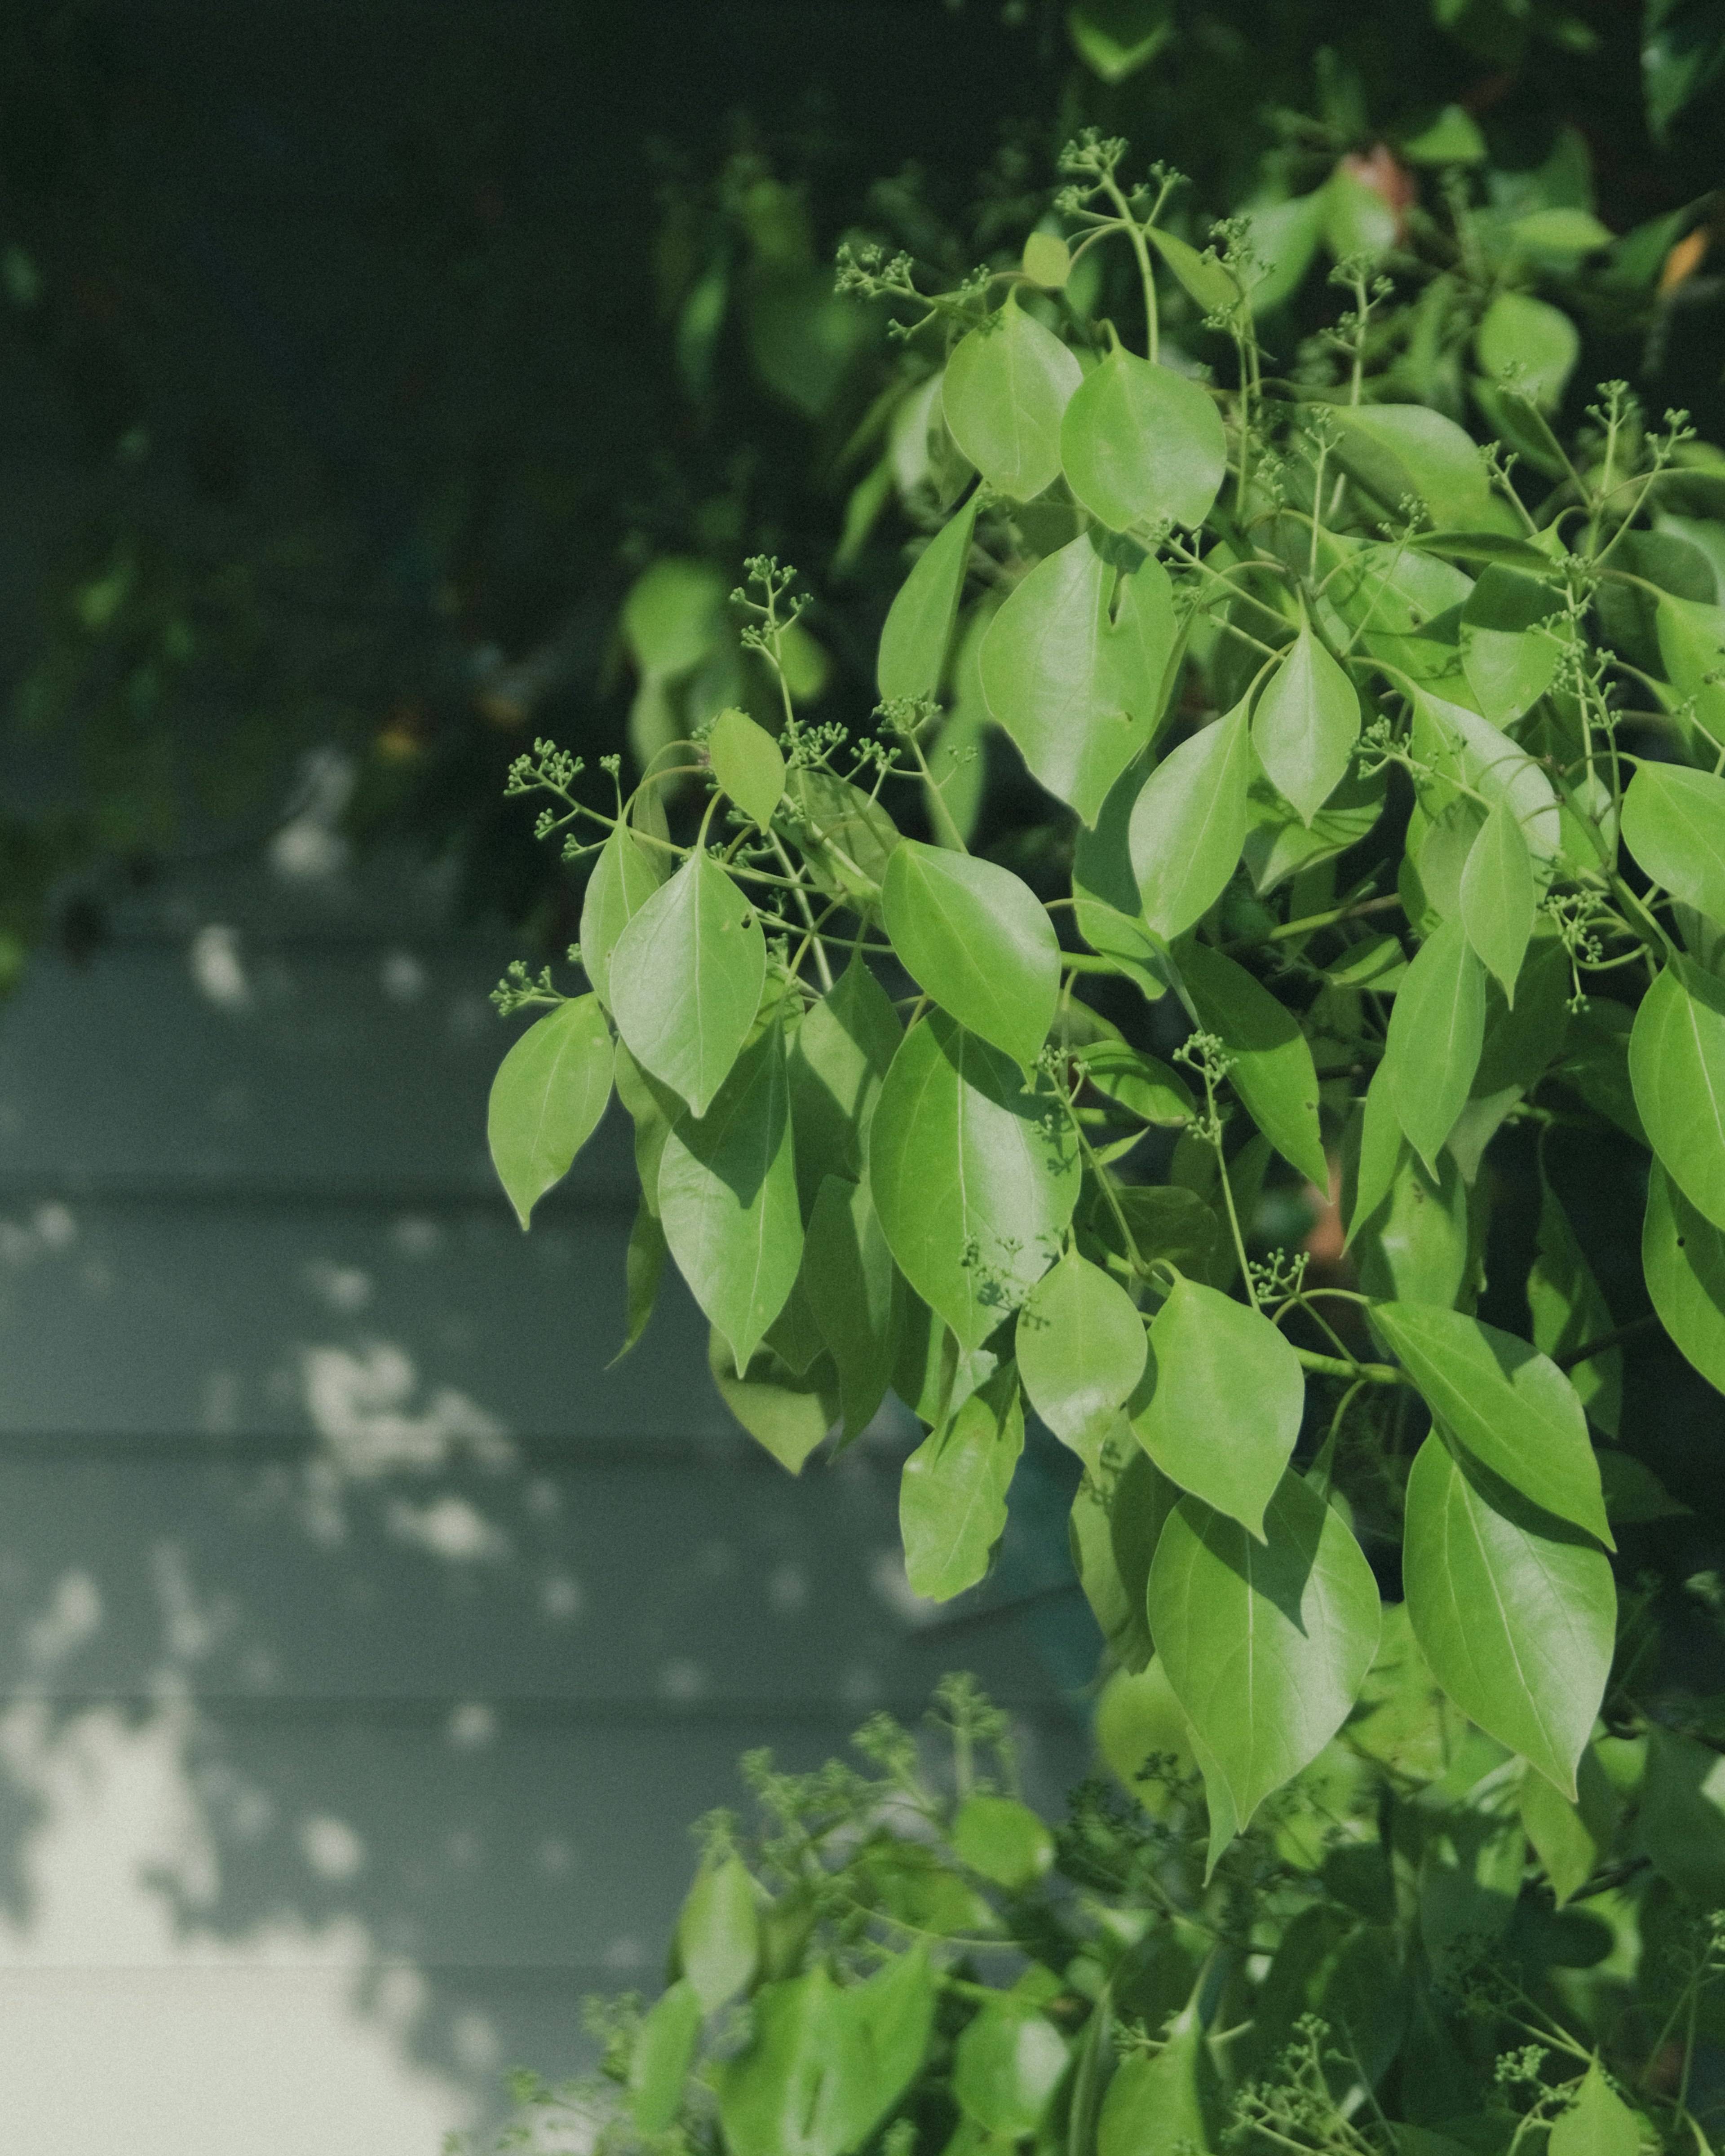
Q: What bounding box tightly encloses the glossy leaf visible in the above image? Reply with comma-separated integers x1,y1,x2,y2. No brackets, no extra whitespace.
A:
979,534,1178,825
1017,1249,1147,1468
1621,759,1725,924
1459,799,1536,1002
610,850,765,1116
1180,944,1329,1186
940,288,1081,501
708,706,785,829
487,994,614,1228
871,1015,1079,1350
876,490,981,704
1149,1471,1381,1871
786,955,901,1208
899,1365,1024,1600
1402,1434,1614,1795
1251,626,1361,825
1128,702,1252,938
1629,956,1725,1229
1548,2061,1641,2156
1529,1169,1620,1436
1643,1159,1725,1392
805,1174,901,1441
881,840,1059,1070
1371,1302,1611,1544
1060,344,1227,531
1384,915,1486,1172
659,1028,803,1376
630,1978,702,2135
1130,1277,1305,1539
678,1852,759,2013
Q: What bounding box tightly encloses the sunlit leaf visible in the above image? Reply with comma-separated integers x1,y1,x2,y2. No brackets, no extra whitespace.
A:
1459,799,1535,1002
1129,703,1252,938
1621,759,1725,925
1383,915,1486,1172
1629,956,1725,1229
1251,625,1361,826
1017,1248,1147,1468
487,994,614,1228
882,840,1059,1070
708,706,786,829
876,491,982,704
1060,344,1228,531
941,287,1081,501
610,849,766,1116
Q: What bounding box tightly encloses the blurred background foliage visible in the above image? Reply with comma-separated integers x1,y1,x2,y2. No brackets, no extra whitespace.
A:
1,0,1721,975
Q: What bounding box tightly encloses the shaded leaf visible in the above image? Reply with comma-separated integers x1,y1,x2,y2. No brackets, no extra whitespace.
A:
786,955,901,1210
805,1174,901,1441
487,994,614,1228
1529,1167,1620,1436
579,814,668,1012
1251,626,1361,826
1017,1249,1147,1468
1180,944,1329,1186
709,1329,839,1473
900,1365,1024,1600
1642,1158,1725,1392
613,1202,667,1365
1629,956,1725,1230
1460,800,1535,1003
1129,702,1252,938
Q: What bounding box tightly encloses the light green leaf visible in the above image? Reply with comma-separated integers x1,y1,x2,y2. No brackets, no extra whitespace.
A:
1128,703,1252,937
1017,1249,1147,1468
1520,1745,1618,1909
630,1979,703,2135
1621,760,1725,923
1130,1277,1305,1539
610,850,766,1116
1251,625,1361,825
1459,564,1567,724
1400,103,1487,163
1180,945,1330,1187
1326,402,1520,535
1354,1145,1470,1311
900,1365,1024,1600
1097,2018,1219,2156
1474,291,1579,411
786,768,901,916
830,1949,937,2152
1460,800,1535,1002
1322,167,1398,263
1529,1167,1620,1436
622,556,727,679
951,1795,1054,1891
1243,758,1387,895
715,1968,866,2156
579,813,667,1012
980,533,1178,825
1384,915,1487,1172
1146,225,1242,318
786,955,901,1209
1371,1302,1612,1544
1643,1159,1725,1392
709,1330,839,1474
1410,689,1563,876
660,1027,803,1375
1342,1060,1406,1248
613,1040,680,1216
678,1853,759,2014
1021,230,1071,288
1402,1433,1615,1796
1070,1461,1150,1671
1072,1040,1196,1127
1060,345,1228,531
1149,1472,1381,1872
1508,208,1614,256
487,995,614,1229
1548,2060,1642,2156
941,287,1081,502
871,1015,1079,1350
708,706,785,829
882,841,1059,1071
613,1201,667,1365
876,491,981,704
1237,191,1325,314
805,1175,901,1441
953,1996,1069,2138
1655,591,1725,744
1629,956,1725,1230
1066,0,1175,82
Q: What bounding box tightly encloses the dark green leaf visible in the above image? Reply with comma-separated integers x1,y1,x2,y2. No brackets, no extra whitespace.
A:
1638,1723,1725,1907
487,994,614,1229
610,850,766,1116
1149,1472,1381,1872
1629,956,1725,1230
876,491,981,704
1519,1746,1618,1909
1384,916,1487,1173
613,1041,681,1216
1459,564,1567,725
787,956,901,1210
1130,1277,1305,1538
1643,1159,1725,1392
1017,1249,1147,1468
1402,1434,1614,1795
1251,626,1361,826
1060,345,1228,531
1128,703,1252,937
1371,1302,1612,1543
709,1329,839,1473
1178,944,1329,1186
1342,1062,1406,1247
613,1202,667,1365
900,1365,1024,1600
1243,758,1386,895
1529,1168,1620,1436
1621,760,1725,924
805,1175,901,1441
881,841,1059,1071
941,288,1081,502
1066,0,1176,82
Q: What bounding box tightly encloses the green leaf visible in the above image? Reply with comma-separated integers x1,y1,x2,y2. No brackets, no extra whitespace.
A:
941,288,1081,502
1066,0,1176,82
1629,956,1725,1230
900,1365,1024,1600
786,768,902,915
1073,1040,1195,1127
832,1949,937,2151
876,491,982,704
1148,1472,1381,1871
1644,0,1725,138
1353,1145,1470,1311
613,1201,667,1365
1060,345,1228,531
1598,1450,1689,1524
659,1027,803,1375
1474,291,1579,411
1128,702,1252,938
1410,690,1564,876
579,814,668,1012
1459,800,1536,1003
881,840,1059,1071
709,1330,839,1473
1401,1433,1614,1795
1643,1159,1725,1392
613,1041,680,1216
1322,167,1398,264
951,1795,1054,1890
1639,1723,1725,1907
1508,208,1614,256
708,706,786,829
1021,230,1071,288
1017,1249,1147,1468
805,1175,901,1441
1325,402,1520,535
786,955,901,1209
1145,225,1243,319
1529,1168,1620,1436
621,556,727,678
1399,102,1487,163
630,1979,703,2135
1455,561,1568,727
1237,192,1325,314
1130,1277,1305,1538
1548,2060,1642,2156
487,995,614,1229
871,1014,1079,1350
678,1853,759,2013
1070,1457,1151,1671
610,850,766,1116
1178,945,1329,1186
1343,1061,1406,1247
953,1996,1069,2138
1097,2018,1220,2156
1519,1745,1618,1908
1243,758,1387,895
1384,916,1486,1172
715,1968,864,2156
1251,625,1361,825
1371,1302,1612,1544
1621,760,1725,923
980,533,1178,825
